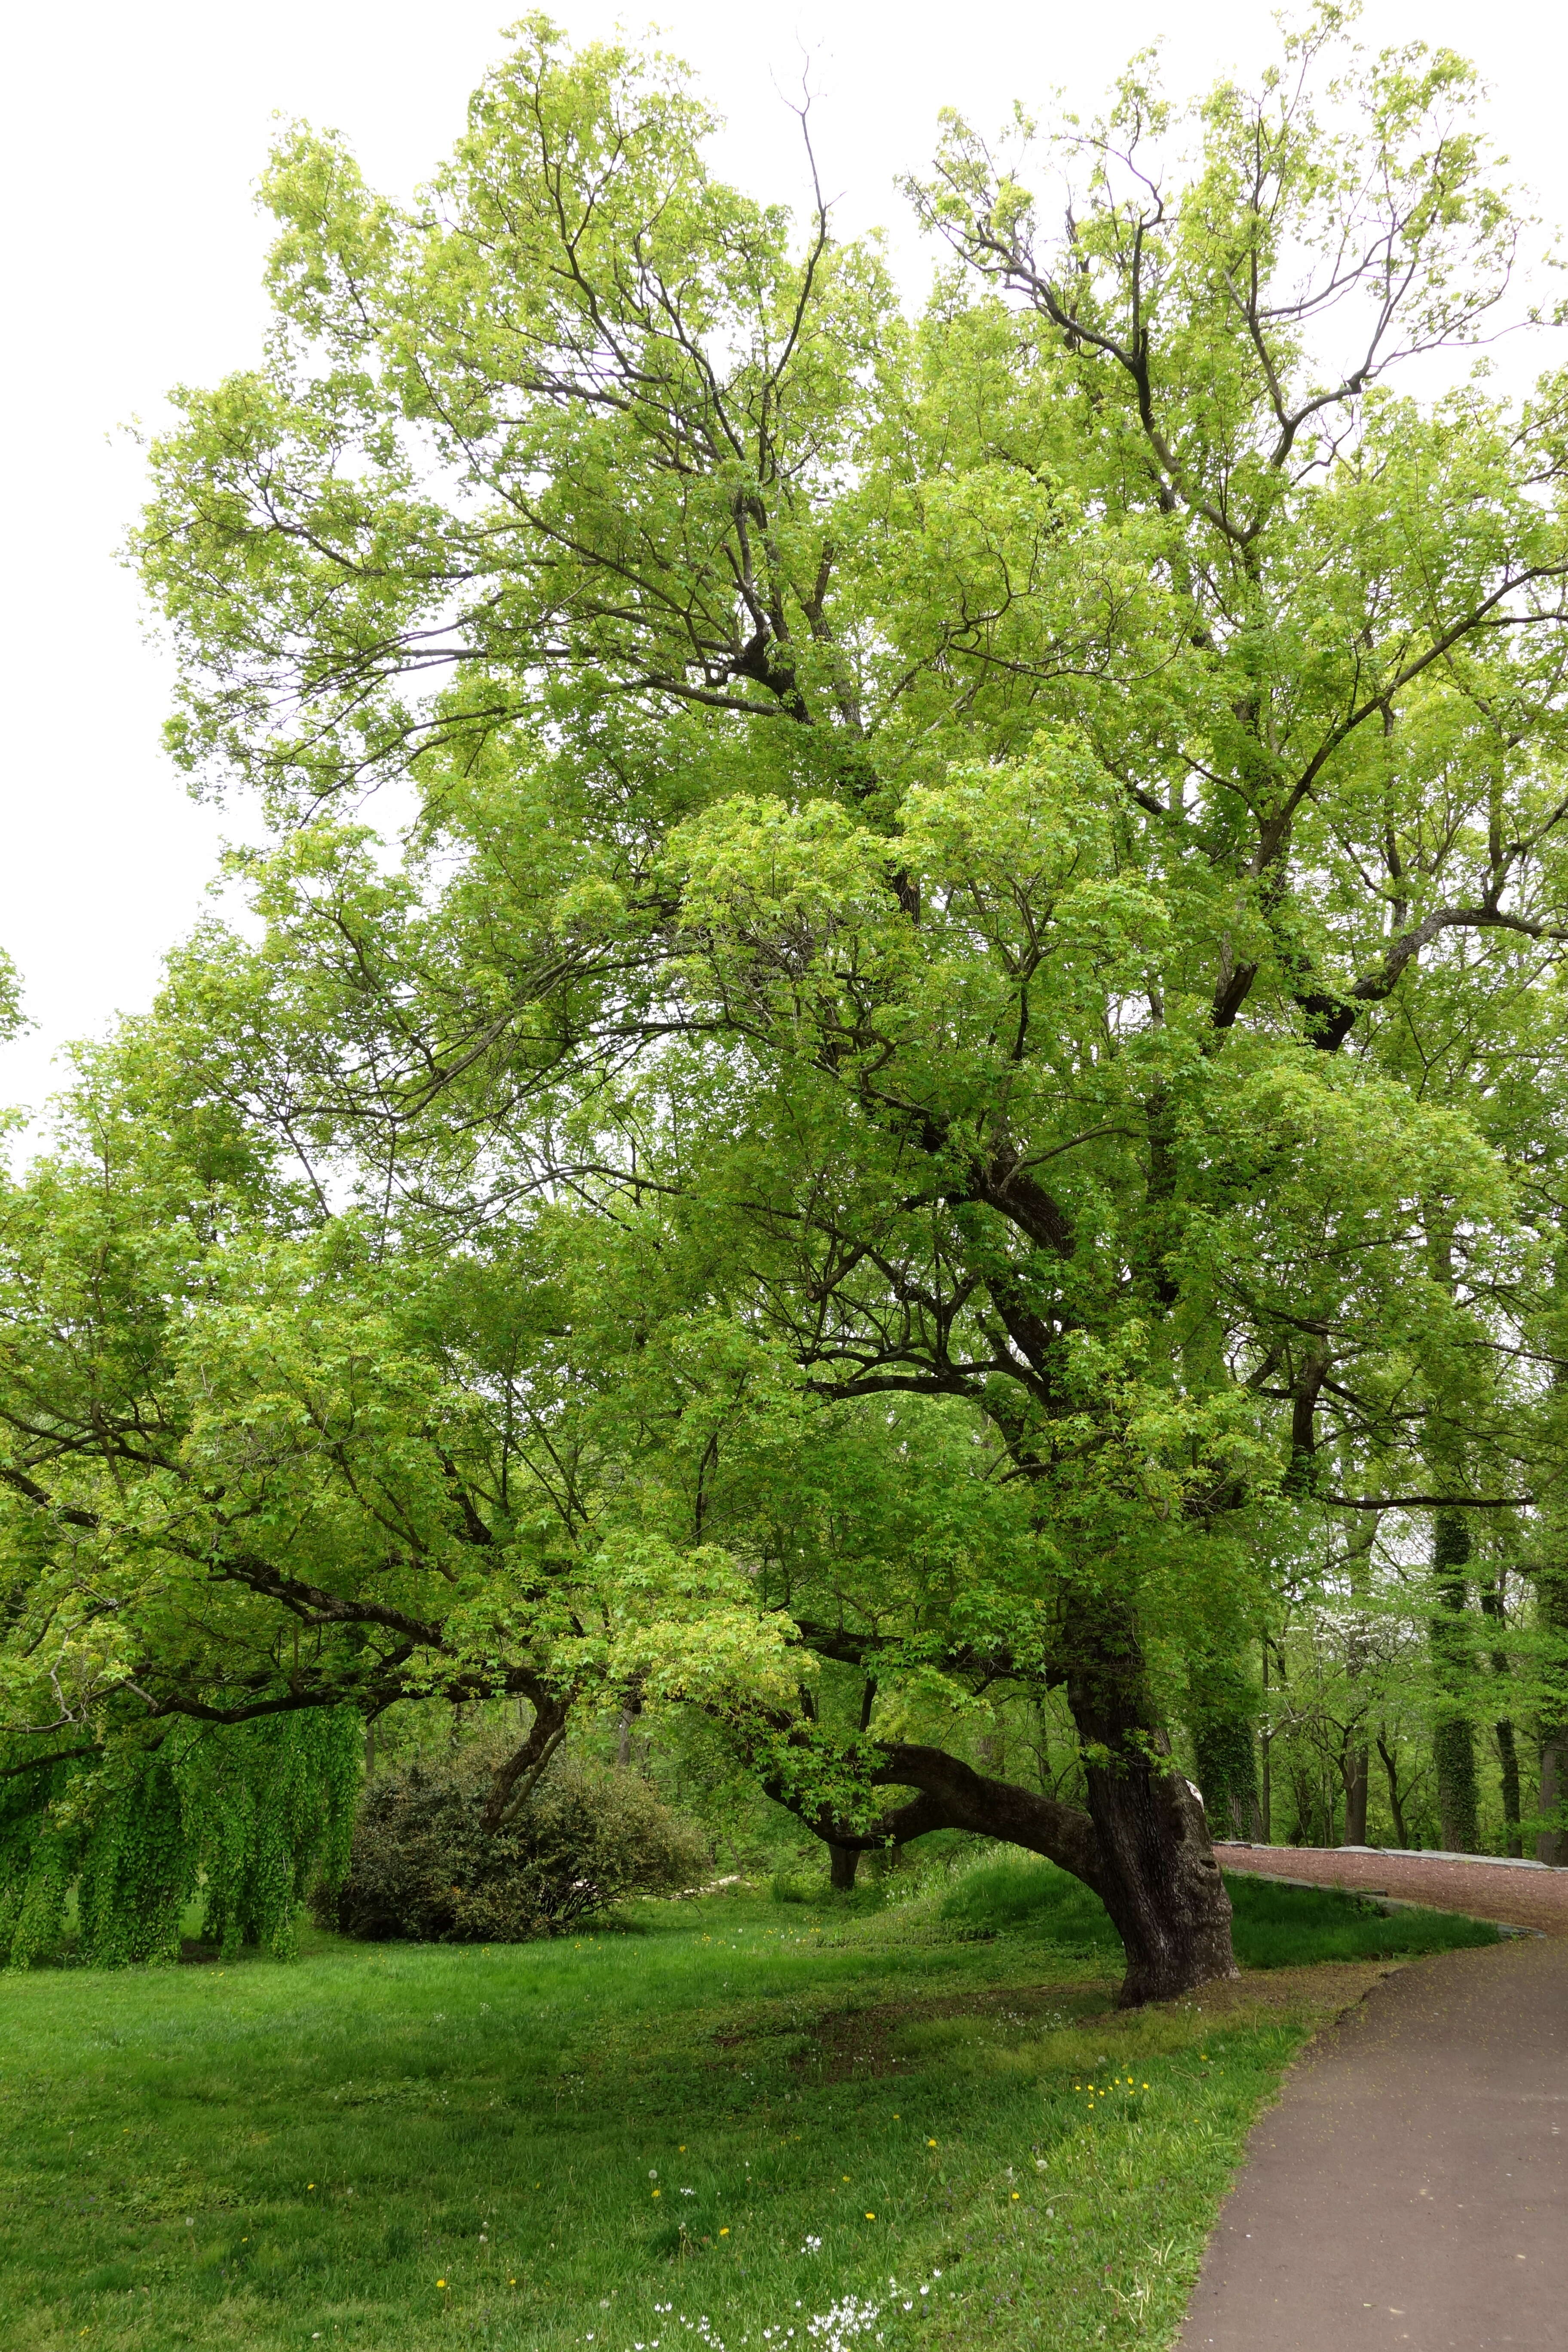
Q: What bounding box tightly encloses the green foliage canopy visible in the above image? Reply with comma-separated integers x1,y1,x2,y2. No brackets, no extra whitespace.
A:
6,10,1568,1986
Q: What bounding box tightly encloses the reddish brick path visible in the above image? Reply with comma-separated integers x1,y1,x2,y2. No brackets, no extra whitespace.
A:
1216,1842,1568,1936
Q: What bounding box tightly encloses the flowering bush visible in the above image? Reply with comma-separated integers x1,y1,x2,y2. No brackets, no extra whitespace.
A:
316,1744,710,1942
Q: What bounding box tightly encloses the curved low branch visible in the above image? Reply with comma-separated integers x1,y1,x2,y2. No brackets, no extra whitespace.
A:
769,1737,1104,1893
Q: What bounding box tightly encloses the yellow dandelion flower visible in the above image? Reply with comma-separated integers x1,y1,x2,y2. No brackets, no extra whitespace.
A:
865,2213,875,2220
720,2228,730,2236
1011,2193,1020,2202
437,2279,447,2289
926,2139,937,2148
652,2189,662,2198
842,2175,850,2182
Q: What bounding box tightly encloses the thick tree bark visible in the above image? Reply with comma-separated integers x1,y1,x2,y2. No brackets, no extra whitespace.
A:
1063,1603,1237,2004
828,1844,860,1891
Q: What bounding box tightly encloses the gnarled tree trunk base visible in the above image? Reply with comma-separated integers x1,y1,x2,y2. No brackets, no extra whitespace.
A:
1086,1757,1237,2008
782,1738,1237,2008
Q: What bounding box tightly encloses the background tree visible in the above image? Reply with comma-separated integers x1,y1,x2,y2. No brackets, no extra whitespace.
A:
5,11,1568,1998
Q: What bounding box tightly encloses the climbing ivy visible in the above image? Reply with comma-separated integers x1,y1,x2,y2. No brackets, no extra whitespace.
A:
0,1710,361,1969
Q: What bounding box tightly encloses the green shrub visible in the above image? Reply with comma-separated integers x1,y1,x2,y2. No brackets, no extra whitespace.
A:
318,1745,710,1942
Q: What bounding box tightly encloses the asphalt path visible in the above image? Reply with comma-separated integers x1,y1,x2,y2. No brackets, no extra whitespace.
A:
1179,1936,1568,2351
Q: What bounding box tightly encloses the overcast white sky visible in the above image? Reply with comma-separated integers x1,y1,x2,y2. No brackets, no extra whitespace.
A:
2,0,1564,1136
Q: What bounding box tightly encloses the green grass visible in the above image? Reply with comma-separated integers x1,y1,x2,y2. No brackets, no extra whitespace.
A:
939,1858,1502,1966
0,1870,1497,2352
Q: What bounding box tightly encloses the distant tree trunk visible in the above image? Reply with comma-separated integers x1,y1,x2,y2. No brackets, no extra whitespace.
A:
1029,1703,1055,1797
1538,1256,1568,1865
1495,1721,1522,1857
828,1844,860,1891
1431,1509,1479,1851
617,1699,639,1770
1259,1634,1273,1843
1542,1737,1568,1867
1188,1656,1262,1840
1480,1569,1522,1856
1376,1724,1410,1849
1537,1555,1568,1866
1341,1514,1376,1847
1342,1748,1369,1846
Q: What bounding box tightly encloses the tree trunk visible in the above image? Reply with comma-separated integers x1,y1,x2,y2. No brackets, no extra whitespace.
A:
482,1692,569,1831
1431,1508,1479,1851
1376,1726,1410,1848
1259,1634,1272,1842
1495,1721,1522,1857
1537,1558,1568,1865
1541,1738,1568,1868
1342,1746,1369,1846
1080,1748,1237,2005
1480,1569,1522,1856
1188,1656,1262,1840
1062,1602,1238,2006
774,1609,1235,2007
828,1844,860,1891
1341,1515,1375,1848
783,1746,1234,2007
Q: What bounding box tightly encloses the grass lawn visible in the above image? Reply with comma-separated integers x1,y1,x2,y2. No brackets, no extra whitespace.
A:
0,1866,1498,2352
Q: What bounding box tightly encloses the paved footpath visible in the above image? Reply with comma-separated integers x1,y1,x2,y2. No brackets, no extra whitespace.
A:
1179,1936,1568,2351
1216,1844,1568,1937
